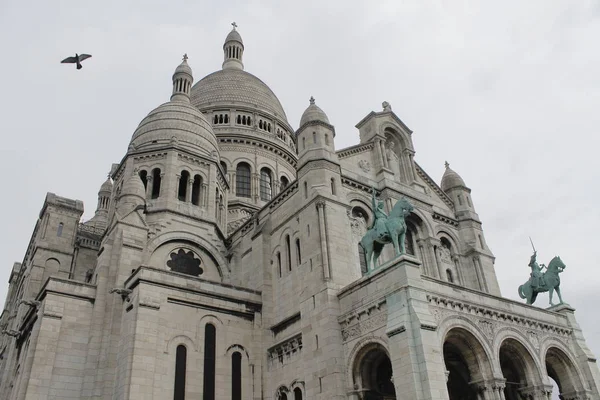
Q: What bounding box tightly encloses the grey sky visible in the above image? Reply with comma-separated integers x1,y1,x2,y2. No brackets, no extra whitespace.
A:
1,0,598,382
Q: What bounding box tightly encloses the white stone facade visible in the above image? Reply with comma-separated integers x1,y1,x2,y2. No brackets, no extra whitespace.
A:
0,26,598,400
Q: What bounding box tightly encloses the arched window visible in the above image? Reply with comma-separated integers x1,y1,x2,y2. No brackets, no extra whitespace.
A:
247,116,251,126
260,168,272,201
151,168,161,199
219,115,223,124
296,238,301,265
57,223,63,237
294,388,302,400
446,269,454,283
313,132,317,143
304,182,308,199
232,351,242,400
259,120,263,129
178,170,190,202
236,163,251,198
174,345,187,400
213,115,218,124
302,137,305,150
139,170,148,190
277,252,282,278
286,235,292,271
237,115,241,124
325,134,329,145
192,175,202,206
330,178,336,195
203,324,216,400
280,176,289,190
224,114,229,123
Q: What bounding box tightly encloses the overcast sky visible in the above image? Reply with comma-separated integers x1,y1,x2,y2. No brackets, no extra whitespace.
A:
1,0,598,393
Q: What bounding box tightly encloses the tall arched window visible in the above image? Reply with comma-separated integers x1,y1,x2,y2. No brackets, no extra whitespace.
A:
260,168,272,201
151,168,161,199
296,238,301,265
232,351,242,400
174,345,187,400
203,324,216,400
277,252,282,278
294,388,302,400
330,178,336,195
178,170,190,202
280,176,289,190
139,170,148,190
236,163,251,198
57,223,63,237
286,235,292,271
304,182,308,199
192,175,202,206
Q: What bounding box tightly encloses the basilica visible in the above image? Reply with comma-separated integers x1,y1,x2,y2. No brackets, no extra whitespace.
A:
0,25,598,400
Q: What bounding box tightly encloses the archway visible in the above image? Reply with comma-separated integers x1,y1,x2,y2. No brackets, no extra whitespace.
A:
499,338,542,400
353,343,396,399
443,328,493,400
545,346,587,399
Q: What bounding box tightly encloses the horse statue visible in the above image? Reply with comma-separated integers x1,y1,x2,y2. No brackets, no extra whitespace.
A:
518,255,566,306
359,189,414,272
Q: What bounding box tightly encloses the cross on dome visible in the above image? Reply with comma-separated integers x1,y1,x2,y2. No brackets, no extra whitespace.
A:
231,21,238,30
182,53,188,62
309,96,315,105
445,161,450,169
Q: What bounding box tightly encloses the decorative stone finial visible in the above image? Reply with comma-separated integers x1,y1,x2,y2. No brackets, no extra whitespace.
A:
182,53,188,62
444,161,450,169
231,21,238,30
309,96,315,105
382,101,392,112
107,171,112,179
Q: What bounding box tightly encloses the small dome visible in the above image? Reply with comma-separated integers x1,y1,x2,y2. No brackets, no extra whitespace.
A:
299,96,330,127
120,173,145,201
130,101,218,156
174,56,193,77
225,28,243,45
99,177,113,193
441,162,467,192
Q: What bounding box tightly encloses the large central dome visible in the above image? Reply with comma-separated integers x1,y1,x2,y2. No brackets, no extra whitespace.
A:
190,69,288,120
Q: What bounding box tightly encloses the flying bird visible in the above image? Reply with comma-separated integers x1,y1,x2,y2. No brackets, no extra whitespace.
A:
61,53,92,70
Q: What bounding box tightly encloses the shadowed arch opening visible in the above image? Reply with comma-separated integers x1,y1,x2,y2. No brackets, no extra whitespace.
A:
545,346,586,399
443,327,493,400
352,342,396,399
499,338,542,400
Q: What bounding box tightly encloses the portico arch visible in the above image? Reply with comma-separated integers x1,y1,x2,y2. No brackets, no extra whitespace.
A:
443,327,494,400
498,338,544,399
545,346,589,399
351,341,396,399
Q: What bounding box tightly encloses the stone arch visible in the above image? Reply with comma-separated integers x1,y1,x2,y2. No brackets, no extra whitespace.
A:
382,124,411,152
542,341,589,398
441,321,495,399
275,384,290,400
406,207,433,238
164,334,198,354
231,157,255,173
349,339,396,398
198,314,224,328
225,343,250,360
436,229,460,251
346,335,390,386
144,231,229,277
289,380,305,399
495,333,545,399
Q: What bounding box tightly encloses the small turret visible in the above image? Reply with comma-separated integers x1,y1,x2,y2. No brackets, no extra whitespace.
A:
84,174,113,230
171,54,193,102
297,96,338,170
222,22,244,71
441,161,475,215
117,170,146,212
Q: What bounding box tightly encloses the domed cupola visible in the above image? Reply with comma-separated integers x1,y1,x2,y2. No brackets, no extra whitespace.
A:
299,96,331,129
441,161,467,192
222,22,244,71
129,55,219,157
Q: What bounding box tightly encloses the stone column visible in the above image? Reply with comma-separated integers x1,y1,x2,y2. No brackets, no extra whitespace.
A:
374,138,386,170
146,176,153,199
404,148,417,181
380,139,389,169
452,255,464,285
316,201,330,281
202,183,208,208
230,172,236,195
186,179,193,203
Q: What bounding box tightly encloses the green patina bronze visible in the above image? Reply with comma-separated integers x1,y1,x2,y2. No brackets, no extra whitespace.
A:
359,188,414,272
518,251,566,306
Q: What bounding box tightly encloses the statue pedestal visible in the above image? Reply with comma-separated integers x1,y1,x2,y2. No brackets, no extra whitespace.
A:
546,303,574,312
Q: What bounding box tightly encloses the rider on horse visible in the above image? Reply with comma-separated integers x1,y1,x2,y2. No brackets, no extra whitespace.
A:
529,251,546,290
371,189,390,241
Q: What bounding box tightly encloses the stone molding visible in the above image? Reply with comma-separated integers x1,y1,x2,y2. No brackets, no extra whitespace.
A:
337,142,374,159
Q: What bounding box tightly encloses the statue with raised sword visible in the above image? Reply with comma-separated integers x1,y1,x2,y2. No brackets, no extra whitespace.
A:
518,237,566,306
